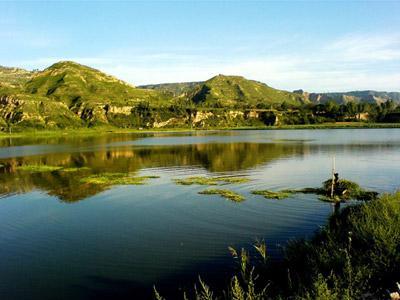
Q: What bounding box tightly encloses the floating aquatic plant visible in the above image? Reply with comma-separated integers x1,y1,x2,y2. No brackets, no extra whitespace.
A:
199,189,245,202
59,167,91,172
256,179,379,203
251,190,292,200
16,165,63,172
174,175,249,186
80,173,160,185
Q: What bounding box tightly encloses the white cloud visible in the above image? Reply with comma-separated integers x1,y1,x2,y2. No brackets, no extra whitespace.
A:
10,33,400,92
0,26,67,49
328,33,400,62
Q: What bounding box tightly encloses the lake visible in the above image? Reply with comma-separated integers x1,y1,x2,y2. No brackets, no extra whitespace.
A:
0,129,399,299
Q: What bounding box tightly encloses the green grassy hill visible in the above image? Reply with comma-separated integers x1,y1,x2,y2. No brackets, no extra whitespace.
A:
0,66,34,89
188,74,307,108
0,61,174,129
25,61,170,108
3,61,396,131
138,81,202,97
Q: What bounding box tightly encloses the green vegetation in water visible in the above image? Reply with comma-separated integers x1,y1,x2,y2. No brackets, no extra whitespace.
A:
251,189,293,200
322,178,378,201
216,176,250,184
80,173,160,185
278,179,378,202
198,189,245,202
16,165,63,172
59,167,91,172
174,176,218,186
16,164,92,173
174,175,249,186
155,192,400,299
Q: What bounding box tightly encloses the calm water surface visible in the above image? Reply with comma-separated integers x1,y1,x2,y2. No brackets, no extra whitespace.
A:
0,129,399,299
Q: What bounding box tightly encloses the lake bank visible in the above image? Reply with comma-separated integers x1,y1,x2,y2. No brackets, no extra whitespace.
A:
0,122,399,139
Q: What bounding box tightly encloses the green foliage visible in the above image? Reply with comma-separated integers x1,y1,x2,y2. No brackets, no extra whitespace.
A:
153,286,166,300
251,190,293,200
80,173,159,185
59,167,91,172
285,178,378,202
155,193,400,299
195,277,215,300
174,176,249,186
1,61,399,130
303,274,338,300
284,192,400,299
322,178,378,201
188,75,306,109
139,81,202,97
24,61,169,108
0,66,34,88
16,165,63,172
198,189,245,202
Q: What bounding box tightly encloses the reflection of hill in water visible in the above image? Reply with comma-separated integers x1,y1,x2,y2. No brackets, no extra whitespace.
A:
0,141,397,202
0,143,304,202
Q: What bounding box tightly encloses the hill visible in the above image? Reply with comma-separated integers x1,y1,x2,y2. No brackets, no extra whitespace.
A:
25,61,170,108
187,75,306,108
0,66,34,89
138,81,202,97
0,61,173,129
142,75,308,108
0,61,398,130
294,89,400,105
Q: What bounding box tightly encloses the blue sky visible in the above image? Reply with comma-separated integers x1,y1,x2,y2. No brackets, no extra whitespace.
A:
1,1,400,92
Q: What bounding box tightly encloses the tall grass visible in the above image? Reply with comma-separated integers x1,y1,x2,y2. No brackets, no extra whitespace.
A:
154,192,400,299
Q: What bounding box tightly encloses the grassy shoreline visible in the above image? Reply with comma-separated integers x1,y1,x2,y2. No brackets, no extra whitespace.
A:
0,122,399,139
154,192,400,299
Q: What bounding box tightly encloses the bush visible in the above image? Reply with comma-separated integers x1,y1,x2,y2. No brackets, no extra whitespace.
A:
154,193,400,299
284,192,400,299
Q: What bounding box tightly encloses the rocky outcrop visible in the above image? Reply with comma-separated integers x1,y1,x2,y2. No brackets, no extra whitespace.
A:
107,106,132,115
294,89,400,105
192,111,214,124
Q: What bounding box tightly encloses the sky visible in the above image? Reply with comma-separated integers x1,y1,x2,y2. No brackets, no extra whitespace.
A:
1,1,400,92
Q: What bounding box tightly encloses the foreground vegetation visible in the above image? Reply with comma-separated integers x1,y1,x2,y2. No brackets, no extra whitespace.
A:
155,192,400,299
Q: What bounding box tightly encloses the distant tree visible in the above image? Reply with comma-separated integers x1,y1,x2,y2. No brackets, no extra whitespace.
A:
280,101,289,111
322,101,339,119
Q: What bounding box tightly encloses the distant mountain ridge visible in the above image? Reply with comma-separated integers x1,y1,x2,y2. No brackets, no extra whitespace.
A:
0,61,172,129
187,74,306,107
0,66,35,89
293,89,400,105
141,81,400,105
0,60,399,130
138,81,202,97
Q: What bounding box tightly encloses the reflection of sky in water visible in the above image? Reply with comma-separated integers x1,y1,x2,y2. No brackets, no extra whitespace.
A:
1,129,399,159
117,129,400,146
0,129,399,299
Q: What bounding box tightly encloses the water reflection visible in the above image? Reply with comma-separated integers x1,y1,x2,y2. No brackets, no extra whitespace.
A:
0,130,399,300
0,138,398,202
0,143,305,201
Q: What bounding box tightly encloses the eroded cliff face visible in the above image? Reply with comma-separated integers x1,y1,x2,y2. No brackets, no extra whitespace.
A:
0,94,279,131
0,95,83,129
0,96,23,123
